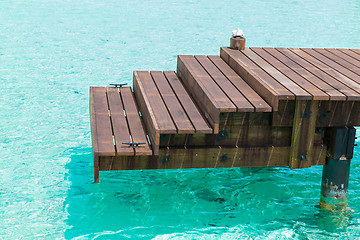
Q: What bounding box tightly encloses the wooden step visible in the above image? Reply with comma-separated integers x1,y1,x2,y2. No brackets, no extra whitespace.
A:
220,47,360,110
133,71,212,155
177,55,271,133
90,86,152,157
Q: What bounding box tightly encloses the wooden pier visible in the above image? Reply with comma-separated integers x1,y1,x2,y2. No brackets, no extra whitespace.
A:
90,37,359,210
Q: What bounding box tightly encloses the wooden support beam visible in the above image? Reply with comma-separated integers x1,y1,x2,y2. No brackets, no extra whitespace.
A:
289,100,319,169
98,144,327,171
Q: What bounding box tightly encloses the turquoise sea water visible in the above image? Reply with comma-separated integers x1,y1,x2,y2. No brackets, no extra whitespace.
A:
1,0,360,239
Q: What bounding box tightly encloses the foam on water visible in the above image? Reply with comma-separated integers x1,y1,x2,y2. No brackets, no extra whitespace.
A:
1,0,360,239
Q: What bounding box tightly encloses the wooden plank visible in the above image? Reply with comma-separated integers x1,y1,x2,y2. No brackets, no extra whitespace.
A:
177,55,221,133
243,48,312,100
351,49,360,55
150,71,195,133
264,48,345,101
251,48,329,100
289,100,318,169
90,87,115,157
120,87,152,156
208,55,272,112
277,48,359,100
106,87,134,156
302,48,360,86
313,48,360,81
338,49,360,64
99,144,327,171
163,71,212,134
195,55,254,112
178,55,236,112
220,47,293,111
134,71,177,133
133,72,160,155
326,49,360,68
290,48,360,98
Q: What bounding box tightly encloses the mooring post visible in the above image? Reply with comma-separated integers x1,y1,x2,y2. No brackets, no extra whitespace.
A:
230,28,246,50
320,127,356,211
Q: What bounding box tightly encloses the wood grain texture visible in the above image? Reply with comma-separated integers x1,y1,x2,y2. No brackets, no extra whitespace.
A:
325,49,360,69
99,144,327,171
120,87,152,156
208,55,272,112
133,71,160,155
264,48,345,101
338,49,360,65
106,87,134,156
252,48,329,100
289,48,360,99
243,48,312,100
195,55,254,112
164,71,212,134
177,55,223,133
150,71,195,133
313,48,360,82
90,87,115,156
220,47,294,111
289,100,318,169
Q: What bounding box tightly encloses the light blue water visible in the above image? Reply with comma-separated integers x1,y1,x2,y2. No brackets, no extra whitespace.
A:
1,0,360,239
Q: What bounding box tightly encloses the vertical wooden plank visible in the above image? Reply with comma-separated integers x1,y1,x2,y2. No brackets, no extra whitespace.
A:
195,55,254,112
133,71,161,155
220,47,293,110
289,100,318,169
106,87,134,156
208,55,272,112
164,71,212,134
120,87,152,156
177,55,222,133
150,71,195,133
90,87,115,156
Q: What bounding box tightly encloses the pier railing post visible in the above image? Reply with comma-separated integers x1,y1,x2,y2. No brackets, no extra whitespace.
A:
320,127,356,211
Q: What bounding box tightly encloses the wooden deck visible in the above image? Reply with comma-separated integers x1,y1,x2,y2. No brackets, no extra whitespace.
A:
90,46,360,182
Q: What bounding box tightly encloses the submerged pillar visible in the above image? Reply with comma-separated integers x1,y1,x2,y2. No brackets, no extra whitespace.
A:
320,127,356,211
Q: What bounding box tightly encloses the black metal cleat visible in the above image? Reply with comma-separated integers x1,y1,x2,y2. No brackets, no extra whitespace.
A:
122,142,146,148
109,83,128,88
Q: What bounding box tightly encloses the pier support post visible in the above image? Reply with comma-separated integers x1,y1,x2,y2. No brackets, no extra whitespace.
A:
320,127,356,211
93,153,100,183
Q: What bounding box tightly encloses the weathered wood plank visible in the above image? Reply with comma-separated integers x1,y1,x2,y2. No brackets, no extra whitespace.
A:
177,55,222,133
106,87,134,156
338,49,360,64
195,55,254,112
277,48,359,100
289,48,360,99
220,47,294,111
264,48,345,101
120,87,152,156
178,55,236,112
252,48,329,100
134,71,177,133
325,49,360,69
90,87,115,156
313,48,360,81
151,71,195,134
98,144,327,171
133,72,161,155
243,48,312,100
163,71,212,134
289,100,318,169
302,48,360,85
208,55,272,112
